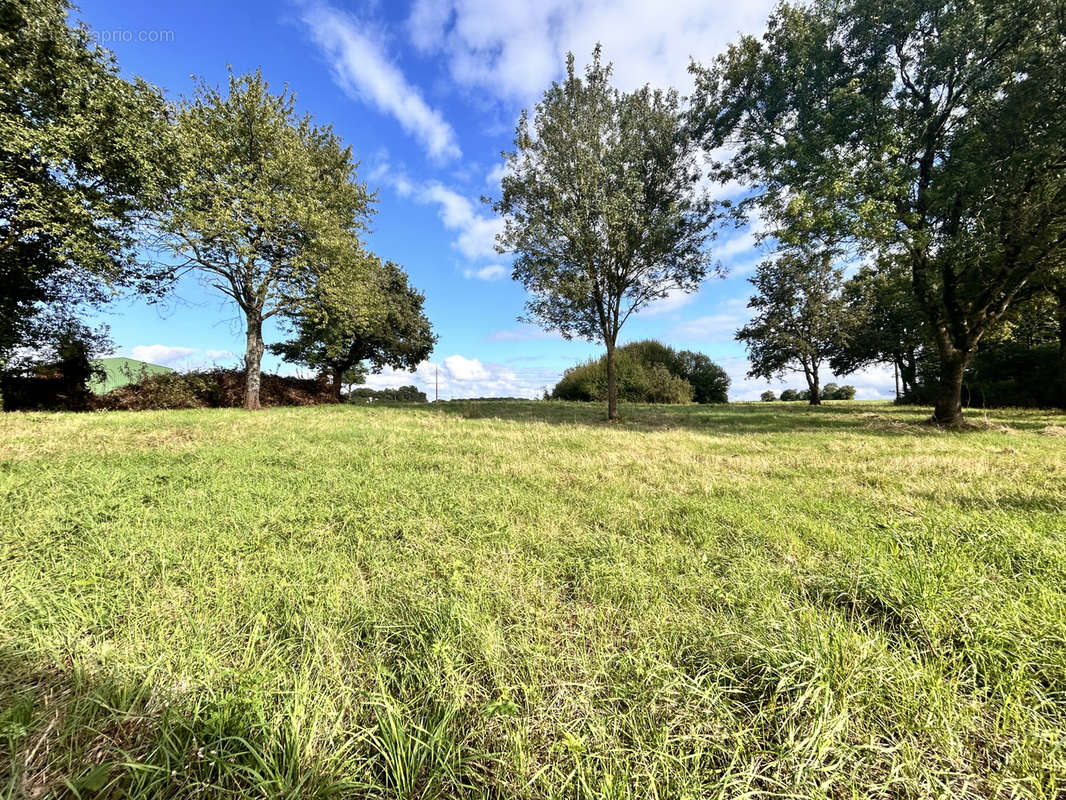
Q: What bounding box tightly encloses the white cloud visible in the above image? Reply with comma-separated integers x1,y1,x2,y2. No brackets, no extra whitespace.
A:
716,355,897,402
418,182,504,259
362,355,557,399
487,325,559,342
640,286,700,316
443,354,491,380
463,264,508,280
204,349,236,362
302,3,461,162
129,345,197,366
485,162,508,187
406,0,775,104
373,159,505,260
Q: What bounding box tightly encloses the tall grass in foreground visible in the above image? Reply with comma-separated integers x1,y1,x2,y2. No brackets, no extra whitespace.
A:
1,401,1065,798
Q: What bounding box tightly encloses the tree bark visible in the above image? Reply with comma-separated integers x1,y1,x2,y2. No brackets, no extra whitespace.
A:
330,366,344,403
1056,287,1066,410
931,350,969,427
244,313,264,410
605,340,620,421
806,363,821,405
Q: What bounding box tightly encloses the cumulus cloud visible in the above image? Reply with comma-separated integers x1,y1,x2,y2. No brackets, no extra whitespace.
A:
463,264,508,280
302,3,461,161
418,182,504,259
406,0,775,104
361,354,558,399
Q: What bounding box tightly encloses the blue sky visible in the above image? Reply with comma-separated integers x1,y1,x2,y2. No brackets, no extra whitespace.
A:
76,0,895,400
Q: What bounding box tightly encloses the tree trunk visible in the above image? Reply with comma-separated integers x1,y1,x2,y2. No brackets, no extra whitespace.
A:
806,365,821,405
931,350,969,427
1056,288,1066,410
330,366,344,403
605,339,619,421
244,314,264,410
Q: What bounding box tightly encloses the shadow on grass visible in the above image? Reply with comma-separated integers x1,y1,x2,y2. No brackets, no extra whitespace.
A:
393,400,965,437
396,400,1066,437
0,645,489,800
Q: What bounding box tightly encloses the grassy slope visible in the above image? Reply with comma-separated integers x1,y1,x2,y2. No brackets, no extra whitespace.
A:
89,358,173,395
1,401,1065,799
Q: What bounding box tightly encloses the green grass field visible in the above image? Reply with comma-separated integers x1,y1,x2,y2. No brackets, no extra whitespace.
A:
2,401,1065,799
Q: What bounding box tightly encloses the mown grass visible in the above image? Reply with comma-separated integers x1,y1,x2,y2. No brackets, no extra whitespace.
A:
1,400,1065,799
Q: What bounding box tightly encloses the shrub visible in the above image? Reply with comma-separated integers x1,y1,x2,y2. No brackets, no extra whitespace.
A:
760,390,777,402
779,389,800,401
644,364,694,404
97,369,333,410
551,340,727,404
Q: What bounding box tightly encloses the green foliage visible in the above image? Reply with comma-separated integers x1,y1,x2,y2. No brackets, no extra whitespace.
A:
820,383,857,401
674,349,730,403
271,257,435,400
0,0,171,365
161,69,374,409
830,260,928,398
691,0,1066,424
760,390,777,402
349,385,428,404
496,47,717,418
551,340,727,404
736,250,845,404
3,402,1066,798
0,319,109,410
779,389,800,402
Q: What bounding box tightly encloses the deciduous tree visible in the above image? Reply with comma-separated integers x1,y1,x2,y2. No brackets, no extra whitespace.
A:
271,256,435,401
0,0,170,378
161,70,372,409
736,250,845,405
495,48,717,420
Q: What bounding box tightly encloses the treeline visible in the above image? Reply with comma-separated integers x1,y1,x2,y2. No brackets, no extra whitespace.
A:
1,0,434,412
762,385,856,403
552,341,728,404
493,4,1065,426
739,257,1065,409
348,386,427,403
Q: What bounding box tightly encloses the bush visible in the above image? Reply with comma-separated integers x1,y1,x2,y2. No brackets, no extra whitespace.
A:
551,340,727,404
760,390,777,402
833,384,857,400
779,389,800,401
97,369,333,410
644,364,694,404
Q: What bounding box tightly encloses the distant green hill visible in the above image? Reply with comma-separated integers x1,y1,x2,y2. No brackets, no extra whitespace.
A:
89,357,173,395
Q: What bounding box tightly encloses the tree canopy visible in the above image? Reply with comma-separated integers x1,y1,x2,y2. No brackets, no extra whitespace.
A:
736,250,844,405
0,0,170,376
271,256,436,401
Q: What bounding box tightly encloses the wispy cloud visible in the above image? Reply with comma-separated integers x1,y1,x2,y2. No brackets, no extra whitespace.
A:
373,159,505,260
302,3,461,162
